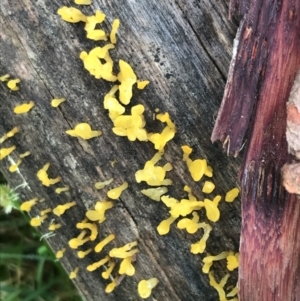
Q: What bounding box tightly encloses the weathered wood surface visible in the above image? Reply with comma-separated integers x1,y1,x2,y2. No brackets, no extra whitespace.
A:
0,1,240,300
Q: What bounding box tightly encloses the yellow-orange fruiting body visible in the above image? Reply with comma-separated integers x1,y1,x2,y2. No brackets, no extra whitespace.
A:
202,251,228,274
69,230,89,249
208,272,230,301
30,215,48,227
105,280,117,293
69,267,79,279
57,7,87,23
0,127,19,144
84,10,106,32
40,208,52,216
109,241,138,258
94,178,113,190
55,248,66,259
14,101,35,114
77,248,92,259
76,222,98,241
0,146,16,160
86,255,110,272
177,212,200,234
137,80,150,90
119,256,135,276
157,216,176,235
75,0,91,5
49,223,62,231
94,234,115,253
190,223,212,254
20,198,38,212
141,186,168,201
7,79,20,91
204,196,221,222
107,182,128,199
110,19,120,44
66,123,102,139
225,188,239,202
37,163,61,187
138,278,159,299
51,98,66,107
55,186,70,194
53,201,76,216
202,181,215,194
226,252,239,271
102,260,116,279
0,74,10,81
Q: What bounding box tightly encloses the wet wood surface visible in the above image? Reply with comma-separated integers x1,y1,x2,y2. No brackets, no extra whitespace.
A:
0,1,240,300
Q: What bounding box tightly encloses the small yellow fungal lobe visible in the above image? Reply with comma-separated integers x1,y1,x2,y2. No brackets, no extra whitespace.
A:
177,212,200,234
135,152,173,186
57,7,87,23
204,196,221,222
112,104,148,141
141,186,168,201
55,248,66,259
66,123,102,140
48,223,62,231
117,60,137,105
51,97,66,107
208,272,230,301
202,251,229,274
76,222,98,241
104,85,125,120
0,127,19,144
190,223,212,254
30,215,48,227
95,178,113,190
77,248,92,259
0,146,16,160
14,101,35,114
138,278,159,299
9,159,22,173
84,10,106,32
69,230,89,249
137,80,150,90
20,198,38,212
37,163,61,187
227,286,238,298
40,208,52,216
107,182,128,199
0,74,10,81
7,79,20,91
225,188,239,202
109,241,138,258
205,165,213,177
55,186,70,194
19,151,30,158
94,234,115,253
69,267,79,279
74,0,92,5
157,216,177,235
87,29,108,41
148,113,176,151
161,195,179,208
86,200,114,223
110,19,120,44
102,260,116,279
105,280,117,293
86,255,110,272
119,256,135,276
53,201,76,216
169,199,204,218
226,252,239,271
202,181,215,194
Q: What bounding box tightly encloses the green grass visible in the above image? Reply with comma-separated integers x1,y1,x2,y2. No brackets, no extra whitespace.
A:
0,175,83,301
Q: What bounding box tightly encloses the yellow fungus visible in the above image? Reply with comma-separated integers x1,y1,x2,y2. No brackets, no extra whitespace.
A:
107,182,128,199
51,97,66,107
48,222,62,231
202,181,215,194
0,146,16,160
57,6,86,23
0,127,19,144
14,101,35,114
177,212,200,234
205,165,213,177
112,104,148,141
138,278,159,299
227,286,238,298
208,272,231,301
202,251,229,274
119,256,135,276
226,252,239,271
161,195,179,208
0,74,10,81
53,201,76,216
55,186,70,194
9,159,22,173
169,199,204,218
109,241,138,258
137,80,150,89
87,29,108,41
37,163,61,187
75,0,91,5
225,188,239,202
69,267,79,279
183,185,198,202
19,151,31,158
110,19,120,44
78,248,92,259
7,79,20,91
103,85,125,120
66,123,102,140
204,195,221,222
105,279,117,293
86,255,110,272
30,215,48,227
90,44,115,59
84,10,106,32
190,223,212,254
141,187,168,201
94,234,115,253
76,222,98,241
55,248,66,259
40,208,52,216
86,200,114,223
69,230,89,249
148,113,176,151
20,198,38,212
157,216,177,235
135,152,173,186
94,178,113,190
102,260,116,279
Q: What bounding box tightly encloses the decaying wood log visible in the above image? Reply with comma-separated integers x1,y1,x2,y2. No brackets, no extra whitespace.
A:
0,1,241,300
212,1,300,300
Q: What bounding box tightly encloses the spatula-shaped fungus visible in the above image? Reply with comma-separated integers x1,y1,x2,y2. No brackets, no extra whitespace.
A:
105,279,117,293
69,230,89,249
57,6,87,23
135,152,173,186
202,181,215,194
51,98,66,107
137,80,150,90
169,199,204,218
138,278,159,299
102,260,116,279
95,178,113,190
110,19,120,44
177,212,201,234
107,182,128,199
0,127,19,144
204,196,221,222
48,222,62,231
66,123,102,139
55,186,70,194
208,272,233,301
53,201,76,216
0,146,16,160
30,214,48,227
103,85,125,120
190,223,212,254
109,241,138,258
94,234,115,253
141,186,168,201
7,79,20,91
86,255,110,272
40,208,52,216
86,200,114,223
225,188,239,202
76,222,98,241
14,101,35,114
55,248,66,259
75,0,91,5
202,251,229,274
0,74,10,81
226,252,239,271
84,10,105,32
20,197,38,212
37,163,61,187
157,215,177,235
78,248,92,259
119,256,135,276
69,267,79,279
